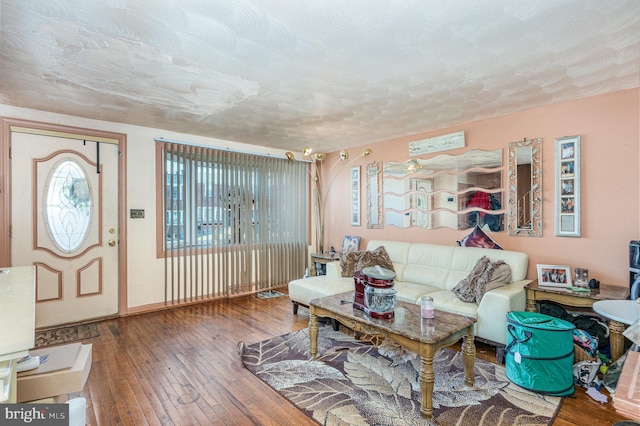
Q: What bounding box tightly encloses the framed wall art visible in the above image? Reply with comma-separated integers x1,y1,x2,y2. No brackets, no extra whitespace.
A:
351,166,361,226
342,235,361,252
408,131,465,156
555,135,581,237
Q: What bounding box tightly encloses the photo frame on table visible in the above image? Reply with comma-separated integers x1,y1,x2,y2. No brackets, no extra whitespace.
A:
342,235,361,252
351,166,361,226
555,135,581,237
537,264,572,288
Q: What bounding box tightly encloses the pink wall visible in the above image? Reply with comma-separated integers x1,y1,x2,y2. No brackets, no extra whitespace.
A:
324,89,640,289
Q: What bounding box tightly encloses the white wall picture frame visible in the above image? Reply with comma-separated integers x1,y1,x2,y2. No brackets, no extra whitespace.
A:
351,166,361,226
555,135,581,237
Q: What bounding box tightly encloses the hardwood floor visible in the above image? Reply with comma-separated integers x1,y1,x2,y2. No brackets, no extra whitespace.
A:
63,289,630,425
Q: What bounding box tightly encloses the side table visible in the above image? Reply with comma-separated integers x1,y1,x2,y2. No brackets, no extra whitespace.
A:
310,252,340,276
525,279,629,360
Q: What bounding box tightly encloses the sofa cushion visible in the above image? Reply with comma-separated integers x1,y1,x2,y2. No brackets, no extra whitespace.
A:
457,225,502,249
401,243,456,290
428,289,479,319
393,282,440,304
287,276,353,306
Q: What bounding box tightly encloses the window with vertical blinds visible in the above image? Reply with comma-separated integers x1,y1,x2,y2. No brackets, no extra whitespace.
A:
157,141,308,302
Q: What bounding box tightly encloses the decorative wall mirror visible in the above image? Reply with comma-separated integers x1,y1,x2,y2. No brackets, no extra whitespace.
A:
382,149,504,230
366,161,383,229
507,138,542,236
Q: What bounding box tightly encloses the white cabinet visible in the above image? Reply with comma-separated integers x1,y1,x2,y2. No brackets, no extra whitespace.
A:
0,266,35,403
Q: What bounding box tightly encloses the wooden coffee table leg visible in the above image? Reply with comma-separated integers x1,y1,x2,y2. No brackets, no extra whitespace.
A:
419,353,435,420
309,308,319,358
462,332,476,387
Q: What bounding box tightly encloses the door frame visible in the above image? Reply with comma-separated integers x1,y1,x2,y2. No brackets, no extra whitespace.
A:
0,117,129,316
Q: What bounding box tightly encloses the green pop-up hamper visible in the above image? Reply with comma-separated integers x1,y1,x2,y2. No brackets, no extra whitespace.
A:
505,311,576,396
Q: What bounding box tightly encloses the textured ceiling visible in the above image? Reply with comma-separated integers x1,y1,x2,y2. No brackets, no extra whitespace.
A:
0,0,638,154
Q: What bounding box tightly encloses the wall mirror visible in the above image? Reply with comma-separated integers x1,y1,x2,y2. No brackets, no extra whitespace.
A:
507,138,542,237
382,149,504,230
366,161,383,229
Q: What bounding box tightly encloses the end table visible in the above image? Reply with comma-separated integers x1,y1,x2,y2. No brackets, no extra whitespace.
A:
310,252,340,276
525,279,630,360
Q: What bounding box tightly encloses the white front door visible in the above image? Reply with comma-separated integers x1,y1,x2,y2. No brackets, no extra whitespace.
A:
410,178,432,229
11,131,119,328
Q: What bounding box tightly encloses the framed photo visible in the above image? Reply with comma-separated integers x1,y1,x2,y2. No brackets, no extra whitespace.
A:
555,135,581,237
537,264,572,288
342,235,361,252
409,131,465,156
351,166,360,226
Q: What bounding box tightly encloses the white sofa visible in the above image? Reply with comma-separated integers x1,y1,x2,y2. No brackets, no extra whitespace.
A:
288,240,531,351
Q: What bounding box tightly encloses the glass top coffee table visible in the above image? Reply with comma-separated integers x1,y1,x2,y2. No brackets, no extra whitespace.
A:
309,291,476,422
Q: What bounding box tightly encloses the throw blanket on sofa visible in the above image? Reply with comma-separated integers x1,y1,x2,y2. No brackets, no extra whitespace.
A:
453,256,512,304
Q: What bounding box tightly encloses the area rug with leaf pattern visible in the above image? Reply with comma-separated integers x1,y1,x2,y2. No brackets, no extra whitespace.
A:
238,326,562,426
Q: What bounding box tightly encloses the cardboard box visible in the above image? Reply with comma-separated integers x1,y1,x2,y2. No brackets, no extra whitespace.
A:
16,343,92,403
613,351,640,421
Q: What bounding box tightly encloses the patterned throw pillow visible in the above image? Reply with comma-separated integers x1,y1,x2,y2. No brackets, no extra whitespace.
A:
355,246,394,272
457,225,503,249
340,251,364,277
452,257,490,302
339,246,395,277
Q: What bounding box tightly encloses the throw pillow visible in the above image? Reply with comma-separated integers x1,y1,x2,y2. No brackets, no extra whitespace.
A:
355,246,394,272
457,225,503,249
452,256,512,304
474,260,511,303
452,257,490,303
340,250,364,277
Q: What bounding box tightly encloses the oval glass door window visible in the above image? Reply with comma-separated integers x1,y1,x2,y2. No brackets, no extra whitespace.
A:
44,159,93,253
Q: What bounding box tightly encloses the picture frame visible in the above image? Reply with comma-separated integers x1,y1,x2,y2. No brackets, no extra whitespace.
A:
408,131,465,156
351,166,361,226
537,264,572,288
342,235,361,252
555,135,581,237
